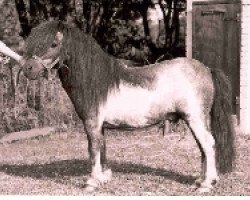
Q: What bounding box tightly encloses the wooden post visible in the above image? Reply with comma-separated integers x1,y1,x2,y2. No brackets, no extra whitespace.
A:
0,61,3,113
186,0,192,59
240,0,250,134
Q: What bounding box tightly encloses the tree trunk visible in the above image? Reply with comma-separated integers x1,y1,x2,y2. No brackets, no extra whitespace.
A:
15,0,32,37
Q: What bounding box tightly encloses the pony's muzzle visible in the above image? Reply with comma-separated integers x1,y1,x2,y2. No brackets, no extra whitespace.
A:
20,56,59,81
22,60,46,80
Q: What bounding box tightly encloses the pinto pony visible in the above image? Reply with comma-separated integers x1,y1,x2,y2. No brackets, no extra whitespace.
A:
9,21,235,193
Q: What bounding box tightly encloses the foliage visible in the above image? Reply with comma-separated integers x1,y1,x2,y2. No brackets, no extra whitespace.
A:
15,0,186,63
0,0,187,135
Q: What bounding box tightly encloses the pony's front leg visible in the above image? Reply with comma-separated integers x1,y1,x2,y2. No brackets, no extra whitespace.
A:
83,120,112,192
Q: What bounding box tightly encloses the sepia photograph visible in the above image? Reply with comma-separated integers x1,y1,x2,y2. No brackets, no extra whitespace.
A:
0,0,249,196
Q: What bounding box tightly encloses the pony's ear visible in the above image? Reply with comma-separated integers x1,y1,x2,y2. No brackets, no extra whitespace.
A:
56,32,63,43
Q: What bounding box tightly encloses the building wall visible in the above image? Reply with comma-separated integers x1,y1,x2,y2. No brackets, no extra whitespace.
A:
186,0,250,134
186,0,238,58
186,0,218,58
240,0,250,134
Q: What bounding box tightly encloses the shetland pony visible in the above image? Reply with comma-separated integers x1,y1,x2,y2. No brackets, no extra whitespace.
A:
16,21,235,193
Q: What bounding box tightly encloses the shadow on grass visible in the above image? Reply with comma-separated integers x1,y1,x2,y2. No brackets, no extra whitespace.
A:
0,159,196,186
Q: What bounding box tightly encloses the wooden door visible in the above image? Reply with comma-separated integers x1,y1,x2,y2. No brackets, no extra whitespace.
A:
192,0,240,114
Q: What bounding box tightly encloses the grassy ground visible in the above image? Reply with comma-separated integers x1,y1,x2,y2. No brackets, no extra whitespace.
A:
0,126,249,195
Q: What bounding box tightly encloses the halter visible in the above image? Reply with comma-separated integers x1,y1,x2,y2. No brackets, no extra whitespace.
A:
29,31,64,71
31,55,60,70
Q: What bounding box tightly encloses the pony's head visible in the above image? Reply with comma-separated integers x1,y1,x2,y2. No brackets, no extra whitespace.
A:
20,21,63,80
21,46,61,80
21,56,49,80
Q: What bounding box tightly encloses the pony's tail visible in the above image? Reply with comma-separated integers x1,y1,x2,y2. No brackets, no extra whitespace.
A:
210,68,235,174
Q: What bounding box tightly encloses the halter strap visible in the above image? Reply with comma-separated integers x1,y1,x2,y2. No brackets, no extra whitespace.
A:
31,55,59,70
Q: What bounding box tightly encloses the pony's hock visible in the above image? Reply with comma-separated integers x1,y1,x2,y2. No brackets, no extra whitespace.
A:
2,20,235,193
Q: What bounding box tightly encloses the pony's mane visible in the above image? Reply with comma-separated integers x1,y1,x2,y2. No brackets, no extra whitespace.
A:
24,20,59,58
59,24,122,115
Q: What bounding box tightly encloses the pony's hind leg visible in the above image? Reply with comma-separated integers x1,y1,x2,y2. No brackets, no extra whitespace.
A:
185,114,219,193
194,115,211,186
83,119,112,192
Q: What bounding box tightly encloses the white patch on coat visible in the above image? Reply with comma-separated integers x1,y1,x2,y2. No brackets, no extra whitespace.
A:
102,83,157,126
101,66,202,127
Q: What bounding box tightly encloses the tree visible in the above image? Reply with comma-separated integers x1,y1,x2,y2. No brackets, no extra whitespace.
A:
15,0,186,64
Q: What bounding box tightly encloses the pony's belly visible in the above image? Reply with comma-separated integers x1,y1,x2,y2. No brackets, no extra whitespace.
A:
103,83,173,127
104,100,157,127
104,113,159,127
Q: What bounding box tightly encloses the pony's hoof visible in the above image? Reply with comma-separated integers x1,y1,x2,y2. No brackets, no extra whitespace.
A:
195,181,212,193
83,184,97,193
195,176,218,187
102,169,112,183
83,178,100,193
197,186,212,193
195,177,218,193
92,169,112,184
195,178,203,187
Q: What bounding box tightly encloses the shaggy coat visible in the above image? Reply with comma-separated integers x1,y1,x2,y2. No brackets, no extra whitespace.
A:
22,21,235,192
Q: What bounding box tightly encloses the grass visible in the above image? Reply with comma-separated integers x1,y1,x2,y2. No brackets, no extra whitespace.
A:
0,125,249,195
